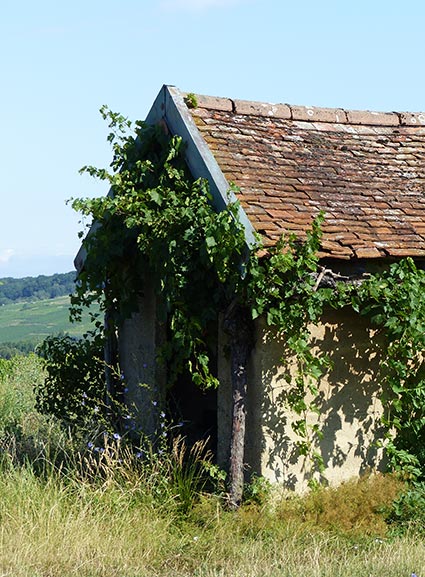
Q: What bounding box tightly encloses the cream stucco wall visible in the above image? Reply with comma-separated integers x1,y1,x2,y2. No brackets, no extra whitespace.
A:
218,309,387,492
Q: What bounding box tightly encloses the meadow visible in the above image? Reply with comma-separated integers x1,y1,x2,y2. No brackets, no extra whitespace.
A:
0,354,424,577
0,295,98,343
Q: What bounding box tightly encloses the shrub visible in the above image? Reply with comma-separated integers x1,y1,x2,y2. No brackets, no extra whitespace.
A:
277,474,405,538
36,334,105,424
385,481,425,536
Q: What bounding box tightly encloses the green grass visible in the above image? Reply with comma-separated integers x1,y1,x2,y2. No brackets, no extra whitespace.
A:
0,295,97,343
0,355,424,577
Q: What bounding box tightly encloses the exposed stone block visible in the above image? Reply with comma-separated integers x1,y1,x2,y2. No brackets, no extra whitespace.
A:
345,109,400,126
399,112,425,126
194,94,233,112
234,100,291,119
290,105,347,124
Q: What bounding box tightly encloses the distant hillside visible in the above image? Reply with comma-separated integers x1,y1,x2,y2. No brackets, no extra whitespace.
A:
0,295,100,359
0,272,76,305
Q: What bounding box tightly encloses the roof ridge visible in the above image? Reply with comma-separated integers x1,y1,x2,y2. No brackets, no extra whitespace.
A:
186,92,425,127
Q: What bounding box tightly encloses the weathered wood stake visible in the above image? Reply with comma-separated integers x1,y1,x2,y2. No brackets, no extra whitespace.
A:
224,303,254,509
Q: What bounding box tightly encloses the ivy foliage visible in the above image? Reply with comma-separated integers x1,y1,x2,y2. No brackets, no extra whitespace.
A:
346,258,425,477
71,108,247,388
244,215,334,470
66,106,425,479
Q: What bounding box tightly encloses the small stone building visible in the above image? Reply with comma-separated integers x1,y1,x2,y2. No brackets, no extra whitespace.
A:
75,85,425,491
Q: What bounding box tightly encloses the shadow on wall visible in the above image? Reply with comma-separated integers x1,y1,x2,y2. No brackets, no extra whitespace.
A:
246,309,388,490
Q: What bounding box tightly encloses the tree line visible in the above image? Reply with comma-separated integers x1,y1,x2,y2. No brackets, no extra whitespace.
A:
0,339,40,360
0,272,76,305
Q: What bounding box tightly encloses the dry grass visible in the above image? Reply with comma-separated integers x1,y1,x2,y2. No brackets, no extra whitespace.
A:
0,356,423,577
0,466,420,577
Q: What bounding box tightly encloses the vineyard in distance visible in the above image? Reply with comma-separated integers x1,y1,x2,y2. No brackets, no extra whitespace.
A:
0,272,96,358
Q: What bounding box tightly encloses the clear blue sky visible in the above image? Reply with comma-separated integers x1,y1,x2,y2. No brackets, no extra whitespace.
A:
1,0,424,278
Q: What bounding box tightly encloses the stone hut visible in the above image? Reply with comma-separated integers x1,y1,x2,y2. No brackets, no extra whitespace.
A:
76,85,425,490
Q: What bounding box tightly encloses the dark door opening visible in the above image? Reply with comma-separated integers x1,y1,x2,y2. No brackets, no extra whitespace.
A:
168,373,218,456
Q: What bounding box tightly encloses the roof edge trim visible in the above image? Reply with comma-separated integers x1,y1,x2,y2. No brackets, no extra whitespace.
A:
156,85,257,247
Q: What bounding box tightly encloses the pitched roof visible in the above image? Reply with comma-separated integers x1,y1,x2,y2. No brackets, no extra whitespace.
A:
75,85,425,271
186,93,425,260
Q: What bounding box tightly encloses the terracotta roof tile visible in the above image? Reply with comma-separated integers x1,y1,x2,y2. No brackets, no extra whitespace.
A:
188,93,425,260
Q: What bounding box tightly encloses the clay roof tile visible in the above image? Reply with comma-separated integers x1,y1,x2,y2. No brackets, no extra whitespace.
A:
188,93,425,260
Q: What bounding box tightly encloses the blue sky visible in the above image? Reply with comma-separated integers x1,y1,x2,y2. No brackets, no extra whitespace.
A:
1,0,424,278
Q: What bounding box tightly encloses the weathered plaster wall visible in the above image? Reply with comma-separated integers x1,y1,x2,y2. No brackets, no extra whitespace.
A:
218,309,387,492
119,282,166,438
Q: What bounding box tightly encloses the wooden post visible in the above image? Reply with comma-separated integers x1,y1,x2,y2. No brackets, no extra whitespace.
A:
223,303,254,509
104,306,118,400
